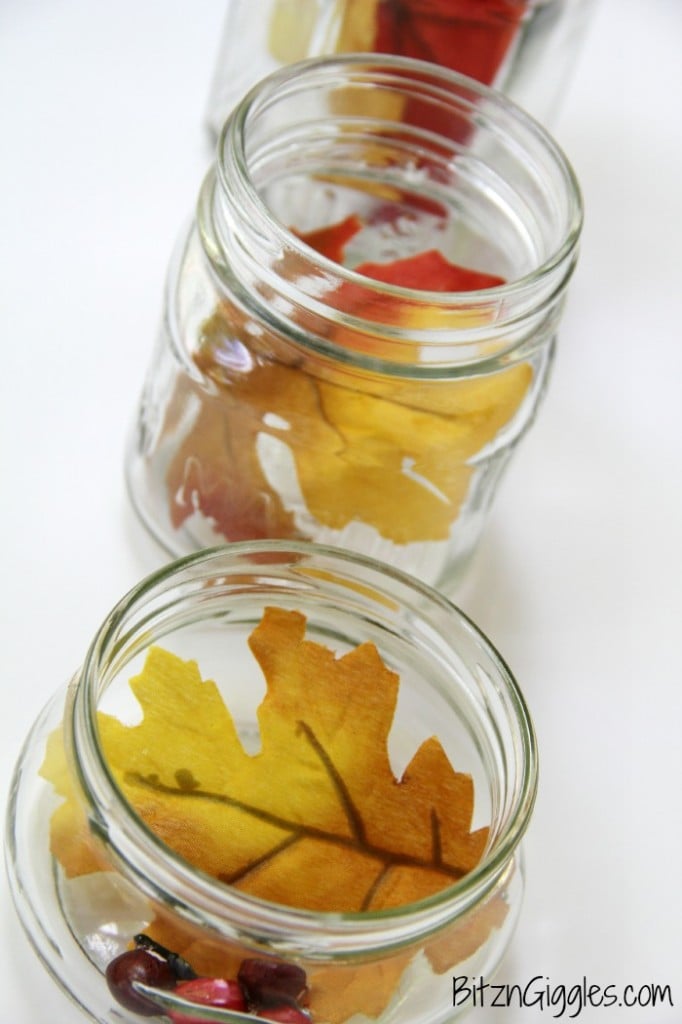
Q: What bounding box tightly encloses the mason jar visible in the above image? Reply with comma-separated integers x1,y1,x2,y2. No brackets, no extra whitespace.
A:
6,541,537,1024
126,55,582,592
204,0,596,136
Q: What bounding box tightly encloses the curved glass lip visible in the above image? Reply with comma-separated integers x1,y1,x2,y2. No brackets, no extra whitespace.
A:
73,541,538,951
219,53,583,307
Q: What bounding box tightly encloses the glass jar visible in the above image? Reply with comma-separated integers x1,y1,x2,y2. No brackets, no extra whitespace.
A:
6,541,537,1024
126,55,582,592
204,0,596,136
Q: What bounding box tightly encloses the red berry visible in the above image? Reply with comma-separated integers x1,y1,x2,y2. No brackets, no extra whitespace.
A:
259,1006,312,1023
105,948,176,1016
237,958,309,1009
168,977,247,1023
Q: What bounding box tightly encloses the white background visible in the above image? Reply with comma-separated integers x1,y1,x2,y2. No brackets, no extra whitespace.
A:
1,1,681,1022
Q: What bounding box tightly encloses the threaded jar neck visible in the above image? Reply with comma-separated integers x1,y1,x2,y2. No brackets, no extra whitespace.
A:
199,55,581,374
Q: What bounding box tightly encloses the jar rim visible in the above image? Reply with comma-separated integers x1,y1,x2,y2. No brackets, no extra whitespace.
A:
73,541,538,954
212,54,582,362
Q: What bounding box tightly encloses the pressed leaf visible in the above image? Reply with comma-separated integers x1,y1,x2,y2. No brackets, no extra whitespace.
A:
166,379,301,543
326,247,506,347
163,215,530,545
335,0,528,88
42,607,508,1022
40,725,105,877
267,0,319,63
104,607,488,908
331,0,529,145
373,0,528,88
294,214,364,264
356,248,504,292
307,887,510,1024
166,346,530,545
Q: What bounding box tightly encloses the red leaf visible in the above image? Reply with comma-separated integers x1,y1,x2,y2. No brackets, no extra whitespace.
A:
375,0,528,87
356,248,504,291
294,214,364,263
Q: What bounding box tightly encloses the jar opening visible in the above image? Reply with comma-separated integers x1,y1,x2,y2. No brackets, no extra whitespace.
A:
205,55,581,370
70,542,537,957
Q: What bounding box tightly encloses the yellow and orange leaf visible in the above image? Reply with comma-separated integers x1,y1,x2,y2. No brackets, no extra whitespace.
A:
167,331,531,545
41,606,507,1022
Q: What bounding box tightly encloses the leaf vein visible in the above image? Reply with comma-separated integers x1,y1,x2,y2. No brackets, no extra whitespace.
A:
124,769,468,883
295,719,366,843
219,833,301,885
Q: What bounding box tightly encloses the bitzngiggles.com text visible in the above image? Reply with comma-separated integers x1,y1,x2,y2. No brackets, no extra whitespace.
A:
452,976,674,1018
